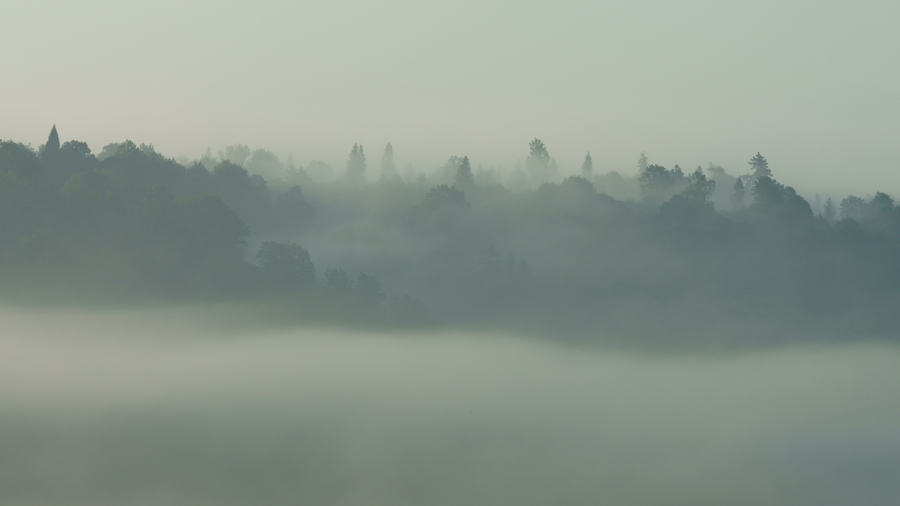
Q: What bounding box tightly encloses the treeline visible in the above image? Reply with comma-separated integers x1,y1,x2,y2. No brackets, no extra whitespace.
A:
3,126,900,343
0,127,426,327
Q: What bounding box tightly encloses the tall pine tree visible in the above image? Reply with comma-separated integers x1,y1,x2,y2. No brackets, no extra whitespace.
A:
581,152,593,178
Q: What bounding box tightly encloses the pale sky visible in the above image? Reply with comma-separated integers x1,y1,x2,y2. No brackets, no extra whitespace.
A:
2,0,898,195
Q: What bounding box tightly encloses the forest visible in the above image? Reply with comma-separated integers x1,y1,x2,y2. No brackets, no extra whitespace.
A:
2,126,898,346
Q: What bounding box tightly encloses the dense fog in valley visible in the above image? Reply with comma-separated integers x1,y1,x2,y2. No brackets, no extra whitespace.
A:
1,309,898,505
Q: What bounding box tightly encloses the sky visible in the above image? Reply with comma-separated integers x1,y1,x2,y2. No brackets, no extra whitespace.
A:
2,0,898,195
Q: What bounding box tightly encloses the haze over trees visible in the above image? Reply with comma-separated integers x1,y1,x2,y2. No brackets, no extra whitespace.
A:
2,126,900,344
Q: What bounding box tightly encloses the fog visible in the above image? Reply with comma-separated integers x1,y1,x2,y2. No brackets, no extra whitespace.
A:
3,1,899,500
1,308,898,505
4,1,900,194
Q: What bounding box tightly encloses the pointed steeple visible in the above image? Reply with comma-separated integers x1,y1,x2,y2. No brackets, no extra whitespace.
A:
46,124,60,151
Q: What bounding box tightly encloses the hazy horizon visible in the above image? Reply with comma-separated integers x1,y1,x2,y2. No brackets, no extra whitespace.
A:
3,1,899,196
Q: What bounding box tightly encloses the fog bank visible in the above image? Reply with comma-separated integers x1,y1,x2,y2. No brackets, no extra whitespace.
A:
1,308,898,505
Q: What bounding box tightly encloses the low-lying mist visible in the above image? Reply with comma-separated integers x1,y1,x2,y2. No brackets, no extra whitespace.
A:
2,308,897,506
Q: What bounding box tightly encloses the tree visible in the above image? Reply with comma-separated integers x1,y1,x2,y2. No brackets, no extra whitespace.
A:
454,156,474,189
380,142,397,181
422,184,469,211
39,125,60,157
0,140,42,185
176,194,250,262
245,149,284,180
748,152,771,179
751,175,784,208
637,152,649,172
345,143,366,183
731,178,745,210
823,197,836,222
638,164,678,203
218,144,251,166
325,267,352,294
581,152,593,178
275,186,316,233
867,192,894,218
526,138,553,183
839,196,865,220
256,241,315,291
681,167,716,205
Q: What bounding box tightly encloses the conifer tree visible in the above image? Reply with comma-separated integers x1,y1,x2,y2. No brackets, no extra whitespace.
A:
823,197,836,222
748,152,771,179
455,156,474,188
731,178,745,210
380,142,396,180
345,143,366,183
46,124,60,152
581,152,593,178
637,152,649,172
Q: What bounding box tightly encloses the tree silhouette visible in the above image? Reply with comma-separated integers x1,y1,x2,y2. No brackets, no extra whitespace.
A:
218,144,250,166
823,197,836,222
256,241,315,291
581,152,593,178
454,156,474,189
681,167,716,205
44,125,60,153
840,196,865,220
526,138,553,183
751,175,784,208
380,142,397,181
748,152,771,179
345,143,366,184
731,178,745,210
637,152,649,172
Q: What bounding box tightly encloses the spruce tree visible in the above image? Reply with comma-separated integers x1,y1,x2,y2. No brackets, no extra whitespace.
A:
345,143,366,183
454,156,474,188
581,152,593,178
380,142,396,180
748,152,771,179
731,178,745,210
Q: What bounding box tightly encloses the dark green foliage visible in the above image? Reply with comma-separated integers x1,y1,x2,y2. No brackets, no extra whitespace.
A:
210,161,273,232
257,241,315,291
0,140,42,185
748,152,771,179
751,175,786,208
840,195,865,220
638,164,686,205
681,167,716,205
45,125,60,152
